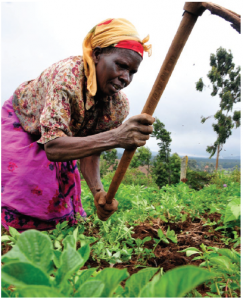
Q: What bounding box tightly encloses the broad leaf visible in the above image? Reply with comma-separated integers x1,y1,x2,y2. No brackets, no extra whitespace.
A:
158,228,166,239
179,247,201,253
142,236,152,243
138,272,162,297
75,280,104,297
2,244,28,264
16,230,53,273
186,250,201,257
124,267,159,297
19,286,64,297
166,227,178,243
1,235,11,242
74,268,97,290
63,235,76,250
209,256,233,270
73,226,79,242
56,244,84,285
53,250,62,268
92,268,129,297
217,248,240,264
9,226,20,239
224,198,240,223
77,244,90,265
2,262,51,287
140,266,214,297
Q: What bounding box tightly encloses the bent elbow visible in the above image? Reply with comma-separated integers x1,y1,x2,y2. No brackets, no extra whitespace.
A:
44,143,57,162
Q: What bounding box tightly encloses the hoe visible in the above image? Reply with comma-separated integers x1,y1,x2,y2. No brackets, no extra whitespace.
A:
106,2,240,204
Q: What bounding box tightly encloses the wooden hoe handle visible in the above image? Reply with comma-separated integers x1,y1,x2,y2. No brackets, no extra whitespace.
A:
105,2,206,204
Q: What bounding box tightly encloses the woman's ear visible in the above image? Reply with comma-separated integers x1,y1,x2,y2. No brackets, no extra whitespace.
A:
92,47,102,64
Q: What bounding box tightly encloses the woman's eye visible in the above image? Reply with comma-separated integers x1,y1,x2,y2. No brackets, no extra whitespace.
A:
117,63,127,69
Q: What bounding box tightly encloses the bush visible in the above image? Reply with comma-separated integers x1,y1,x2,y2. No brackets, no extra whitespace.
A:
186,169,214,190
209,168,241,189
152,153,181,189
103,168,157,187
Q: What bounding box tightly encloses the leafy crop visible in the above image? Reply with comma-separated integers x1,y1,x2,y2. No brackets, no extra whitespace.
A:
180,244,241,297
1,230,216,298
1,171,240,297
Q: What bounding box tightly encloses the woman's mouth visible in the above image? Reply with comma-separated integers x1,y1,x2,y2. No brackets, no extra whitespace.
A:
110,83,122,92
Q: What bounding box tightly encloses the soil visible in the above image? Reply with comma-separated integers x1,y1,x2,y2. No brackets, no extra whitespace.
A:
1,212,240,297
80,212,240,296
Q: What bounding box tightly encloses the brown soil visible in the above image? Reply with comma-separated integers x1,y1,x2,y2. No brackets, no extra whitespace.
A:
2,213,240,296
80,212,240,296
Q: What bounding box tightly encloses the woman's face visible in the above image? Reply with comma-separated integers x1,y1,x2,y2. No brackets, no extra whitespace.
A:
92,47,143,97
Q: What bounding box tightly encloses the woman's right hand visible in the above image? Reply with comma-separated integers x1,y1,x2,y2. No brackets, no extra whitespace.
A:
114,113,155,149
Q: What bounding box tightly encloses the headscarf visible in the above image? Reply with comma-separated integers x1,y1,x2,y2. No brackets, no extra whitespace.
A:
82,18,152,96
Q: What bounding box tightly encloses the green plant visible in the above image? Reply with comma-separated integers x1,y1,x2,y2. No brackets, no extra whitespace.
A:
1,229,216,298
179,244,241,297
153,227,177,252
186,169,213,190
196,47,241,170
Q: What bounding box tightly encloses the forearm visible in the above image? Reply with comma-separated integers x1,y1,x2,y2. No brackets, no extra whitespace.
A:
79,155,104,197
44,130,119,162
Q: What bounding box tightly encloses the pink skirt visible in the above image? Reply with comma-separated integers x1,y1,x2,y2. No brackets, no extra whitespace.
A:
1,96,86,231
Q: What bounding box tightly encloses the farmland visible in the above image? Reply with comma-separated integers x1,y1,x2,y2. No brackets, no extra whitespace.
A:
1,170,241,297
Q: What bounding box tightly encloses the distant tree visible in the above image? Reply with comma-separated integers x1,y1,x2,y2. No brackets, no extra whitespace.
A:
130,152,140,169
188,159,199,171
100,149,118,177
151,118,180,188
130,146,152,174
169,153,181,184
151,118,172,163
196,47,241,171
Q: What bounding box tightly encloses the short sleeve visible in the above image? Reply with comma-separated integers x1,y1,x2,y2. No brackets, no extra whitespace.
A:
37,86,72,144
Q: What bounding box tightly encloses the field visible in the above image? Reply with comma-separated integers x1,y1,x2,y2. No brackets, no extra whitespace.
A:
1,171,241,297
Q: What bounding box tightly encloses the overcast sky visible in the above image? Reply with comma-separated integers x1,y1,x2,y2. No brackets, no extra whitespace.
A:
1,0,242,158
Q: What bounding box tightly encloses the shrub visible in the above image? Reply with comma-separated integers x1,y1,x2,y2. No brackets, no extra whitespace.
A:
186,169,213,190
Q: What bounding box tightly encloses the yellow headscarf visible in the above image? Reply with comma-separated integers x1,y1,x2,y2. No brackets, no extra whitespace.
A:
82,18,152,96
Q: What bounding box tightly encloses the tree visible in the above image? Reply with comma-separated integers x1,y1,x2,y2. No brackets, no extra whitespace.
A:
188,159,199,171
152,118,172,163
151,118,180,188
130,146,152,175
100,149,118,177
196,47,241,170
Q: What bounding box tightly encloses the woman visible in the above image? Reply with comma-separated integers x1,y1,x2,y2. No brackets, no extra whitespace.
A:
1,18,154,231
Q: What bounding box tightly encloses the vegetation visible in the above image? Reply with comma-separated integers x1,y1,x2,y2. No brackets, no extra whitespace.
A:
2,170,240,297
1,113,241,297
196,47,241,170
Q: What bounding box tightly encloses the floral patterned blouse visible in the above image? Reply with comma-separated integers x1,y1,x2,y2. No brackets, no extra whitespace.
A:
12,56,129,144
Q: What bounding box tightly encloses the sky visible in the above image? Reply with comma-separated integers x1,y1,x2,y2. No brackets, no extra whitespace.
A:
1,0,242,158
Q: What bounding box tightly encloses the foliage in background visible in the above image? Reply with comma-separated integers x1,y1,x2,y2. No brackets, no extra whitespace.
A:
130,146,152,175
100,149,118,177
186,169,214,190
103,168,157,187
196,47,241,169
151,118,181,188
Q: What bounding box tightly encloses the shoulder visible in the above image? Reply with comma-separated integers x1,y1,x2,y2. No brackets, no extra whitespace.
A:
50,56,84,77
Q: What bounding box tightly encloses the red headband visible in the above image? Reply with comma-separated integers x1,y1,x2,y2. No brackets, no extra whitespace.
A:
114,40,144,57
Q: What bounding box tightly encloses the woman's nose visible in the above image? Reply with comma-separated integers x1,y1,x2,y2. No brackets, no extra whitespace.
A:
119,70,131,86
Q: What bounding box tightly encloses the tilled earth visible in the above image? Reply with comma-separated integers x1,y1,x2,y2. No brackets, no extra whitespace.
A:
2,213,240,296
82,213,240,295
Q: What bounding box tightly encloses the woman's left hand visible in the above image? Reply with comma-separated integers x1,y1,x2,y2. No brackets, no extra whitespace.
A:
94,191,119,221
